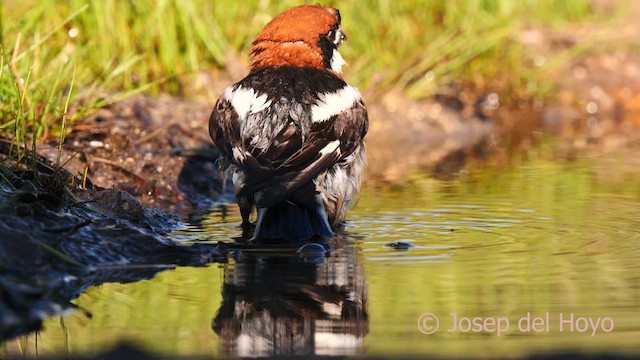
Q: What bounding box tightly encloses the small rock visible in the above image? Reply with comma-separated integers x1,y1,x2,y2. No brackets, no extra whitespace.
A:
385,241,414,250
91,189,146,223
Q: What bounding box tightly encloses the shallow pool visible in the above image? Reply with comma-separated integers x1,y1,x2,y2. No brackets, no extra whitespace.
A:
15,145,640,358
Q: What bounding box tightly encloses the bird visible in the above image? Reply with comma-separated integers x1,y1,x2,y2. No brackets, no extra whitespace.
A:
209,5,368,242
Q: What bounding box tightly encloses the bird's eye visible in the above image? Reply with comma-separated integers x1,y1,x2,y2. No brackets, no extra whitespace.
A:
331,28,346,46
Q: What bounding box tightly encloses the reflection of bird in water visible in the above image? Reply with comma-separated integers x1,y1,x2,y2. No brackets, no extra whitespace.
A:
209,5,368,242
212,238,368,357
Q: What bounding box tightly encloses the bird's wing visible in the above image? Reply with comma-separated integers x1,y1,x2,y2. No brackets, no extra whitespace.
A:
209,91,241,161
209,85,284,184
250,93,368,208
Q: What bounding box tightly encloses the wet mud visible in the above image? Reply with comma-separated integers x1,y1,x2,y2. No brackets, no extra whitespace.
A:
0,145,227,339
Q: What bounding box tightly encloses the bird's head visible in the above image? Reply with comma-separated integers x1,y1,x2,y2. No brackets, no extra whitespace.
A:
249,5,347,75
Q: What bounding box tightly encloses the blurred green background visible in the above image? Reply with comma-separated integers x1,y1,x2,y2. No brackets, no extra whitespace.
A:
0,0,613,146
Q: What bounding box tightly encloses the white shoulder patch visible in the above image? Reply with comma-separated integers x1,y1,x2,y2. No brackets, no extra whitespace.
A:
224,86,272,119
311,85,362,123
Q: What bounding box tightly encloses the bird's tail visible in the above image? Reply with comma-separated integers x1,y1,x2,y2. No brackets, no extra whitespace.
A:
253,201,335,242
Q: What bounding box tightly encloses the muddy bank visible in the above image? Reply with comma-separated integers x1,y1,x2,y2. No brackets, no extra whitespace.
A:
0,150,227,340
37,95,230,214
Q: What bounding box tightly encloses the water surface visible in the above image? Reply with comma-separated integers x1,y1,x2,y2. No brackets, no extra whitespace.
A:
14,146,640,358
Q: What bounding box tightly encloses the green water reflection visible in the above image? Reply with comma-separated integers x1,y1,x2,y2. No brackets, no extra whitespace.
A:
24,147,640,357
355,149,640,357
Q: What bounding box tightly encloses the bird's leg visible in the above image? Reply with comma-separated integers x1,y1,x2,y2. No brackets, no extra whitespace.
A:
237,196,255,238
251,207,269,241
217,157,228,194
329,197,348,233
309,192,336,238
291,185,335,239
